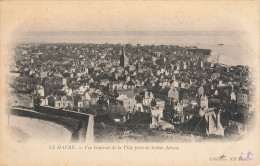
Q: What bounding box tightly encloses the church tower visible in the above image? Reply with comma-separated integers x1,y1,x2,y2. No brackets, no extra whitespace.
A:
120,45,128,68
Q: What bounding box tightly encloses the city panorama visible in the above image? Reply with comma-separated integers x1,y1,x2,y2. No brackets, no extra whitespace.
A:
8,42,256,142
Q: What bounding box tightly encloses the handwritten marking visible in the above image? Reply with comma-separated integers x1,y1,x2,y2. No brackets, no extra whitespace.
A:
239,152,253,161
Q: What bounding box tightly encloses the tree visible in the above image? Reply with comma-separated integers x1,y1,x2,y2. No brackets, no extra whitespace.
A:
56,90,66,96
145,80,153,92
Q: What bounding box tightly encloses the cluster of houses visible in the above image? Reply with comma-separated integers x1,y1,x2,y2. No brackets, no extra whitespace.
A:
13,43,256,137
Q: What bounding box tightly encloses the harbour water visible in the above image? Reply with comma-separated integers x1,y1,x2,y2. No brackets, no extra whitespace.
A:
200,44,250,67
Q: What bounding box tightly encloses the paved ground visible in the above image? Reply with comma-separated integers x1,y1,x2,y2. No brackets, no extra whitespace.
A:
8,115,72,143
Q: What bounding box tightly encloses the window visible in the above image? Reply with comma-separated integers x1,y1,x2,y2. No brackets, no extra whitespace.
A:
58,103,60,107
63,103,65,107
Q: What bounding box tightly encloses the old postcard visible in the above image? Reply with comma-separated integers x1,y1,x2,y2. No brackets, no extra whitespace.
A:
0,1,259,166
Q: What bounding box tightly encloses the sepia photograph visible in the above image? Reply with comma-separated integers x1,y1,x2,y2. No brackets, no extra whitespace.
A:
8,31,256,143
0,1,259,166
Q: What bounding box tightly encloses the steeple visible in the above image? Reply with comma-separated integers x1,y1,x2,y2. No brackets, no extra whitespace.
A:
122,45,125,56
120,44,128,68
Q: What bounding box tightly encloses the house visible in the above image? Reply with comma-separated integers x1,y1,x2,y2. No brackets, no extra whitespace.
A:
69,66,76,73
190,100,198,107
95,89,104,96
100,79,109,86
168,87,179,101
62,85,73,96
211,73,221,80
183,62,187,70
117,89,136,99
173,80,179,88
151,106,164,121
39,71,48,78
136,103,145,113
90,93,99,105
77,99,84,108
230,91,236,101
180,82,190,89
209,96,221,104
218,80,226,87
48,95,74,108
117,94,136,114
32,95,48,106
155,98,165,110
213,89,219,96
173,102,185,124
200,95,208,109
34,85,45,97
74,85,86,95
142,91,154,106
126,80,135,89
198,86,204,96
237,89,249,105
74,93,91,109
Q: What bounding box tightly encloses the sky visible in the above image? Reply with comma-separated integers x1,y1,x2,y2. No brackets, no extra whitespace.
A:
3,1,254,46
1,1,256,33
0,1,258,67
